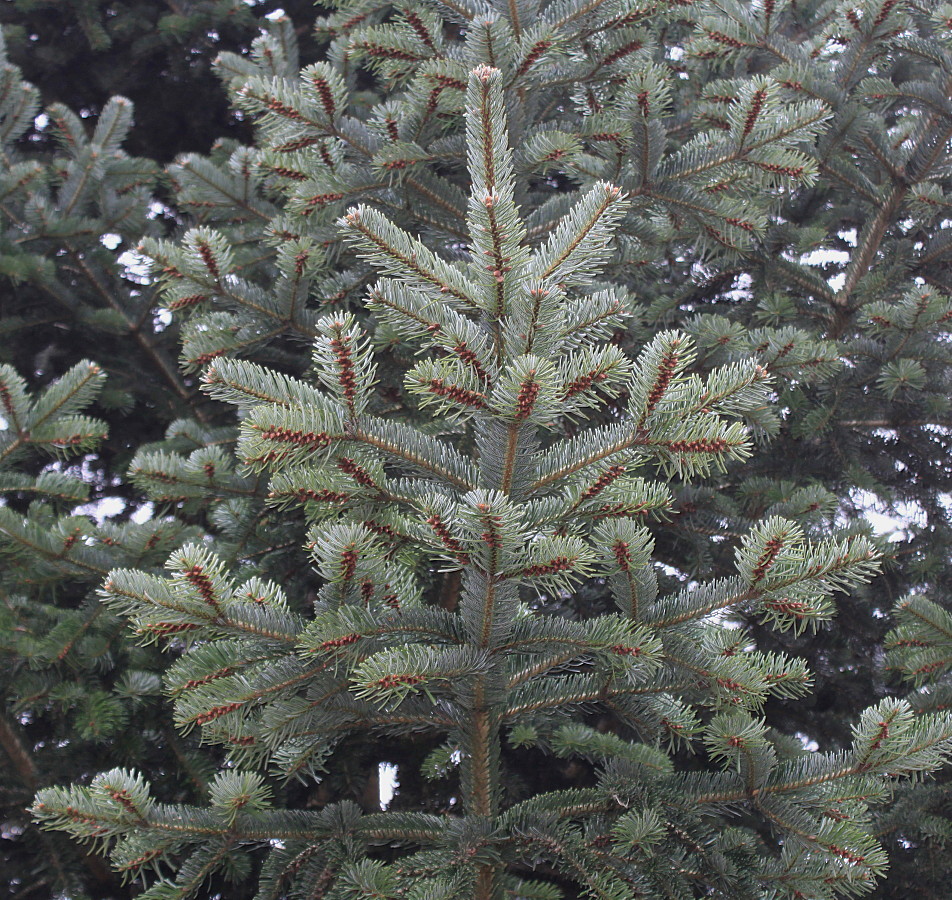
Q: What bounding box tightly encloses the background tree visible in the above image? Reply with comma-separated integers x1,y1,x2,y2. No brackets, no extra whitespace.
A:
0,9,298,897
0,1,325,541
0,357,211,899
0,0,321,161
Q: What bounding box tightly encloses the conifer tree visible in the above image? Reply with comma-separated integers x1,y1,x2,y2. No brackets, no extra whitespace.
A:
1,0,950,897
0,20,279,897
0,0,319,160
32,55,952,899
0,25,198,484
0,357,212,898
0,32,196,896
147,16,952,896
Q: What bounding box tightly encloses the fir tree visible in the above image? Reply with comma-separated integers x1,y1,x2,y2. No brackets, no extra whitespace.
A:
32,58,952,900
0,32,191,896
0,20,272,897
0,23,198,490
154,15,952,897
0,0,320,161
0,0,949,897
0,357,212,898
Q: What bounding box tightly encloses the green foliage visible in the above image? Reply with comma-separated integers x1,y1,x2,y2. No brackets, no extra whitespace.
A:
0,0,950,898
0,0,318,160
0,358,209,898
32,50,952,900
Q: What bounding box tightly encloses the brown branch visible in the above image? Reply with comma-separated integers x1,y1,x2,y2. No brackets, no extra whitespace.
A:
830,75,952,331
68,251,207,420
839,419,950,429
0,711,38,789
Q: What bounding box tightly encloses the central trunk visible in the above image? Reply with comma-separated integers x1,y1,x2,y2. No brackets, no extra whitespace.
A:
465,417,534,899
